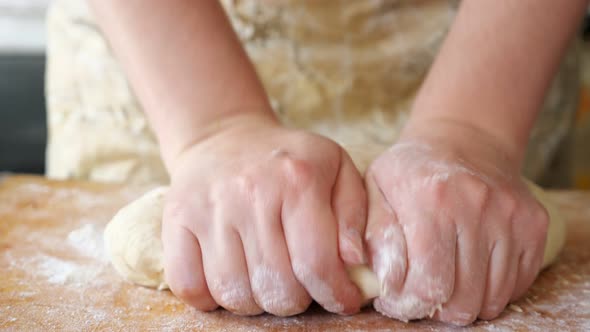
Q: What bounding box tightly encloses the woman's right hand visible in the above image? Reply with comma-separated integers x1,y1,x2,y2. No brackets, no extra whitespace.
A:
161,114,368,316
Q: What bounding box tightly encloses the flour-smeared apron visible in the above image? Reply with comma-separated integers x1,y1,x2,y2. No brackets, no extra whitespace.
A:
45,0,579,185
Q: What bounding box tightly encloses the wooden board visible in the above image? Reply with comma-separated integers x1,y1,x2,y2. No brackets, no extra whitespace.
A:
1,175,589,331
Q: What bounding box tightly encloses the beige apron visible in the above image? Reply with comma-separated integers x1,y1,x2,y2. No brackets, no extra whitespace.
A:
45,0,579,185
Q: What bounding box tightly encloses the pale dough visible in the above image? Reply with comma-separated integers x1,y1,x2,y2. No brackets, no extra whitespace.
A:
104,180,566,302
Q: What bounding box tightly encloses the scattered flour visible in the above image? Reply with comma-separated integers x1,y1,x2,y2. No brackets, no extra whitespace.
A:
11,254,106,287
479,323,514,332
18,291,35,298
37,255,101,286
67,223,107,262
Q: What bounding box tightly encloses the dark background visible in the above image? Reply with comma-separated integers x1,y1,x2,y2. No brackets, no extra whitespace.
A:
0,54,46,174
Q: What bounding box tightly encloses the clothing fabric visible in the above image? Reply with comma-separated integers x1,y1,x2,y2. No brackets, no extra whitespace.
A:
45,0,579,185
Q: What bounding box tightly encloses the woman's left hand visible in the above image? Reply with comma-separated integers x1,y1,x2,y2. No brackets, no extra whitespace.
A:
364,119,549,325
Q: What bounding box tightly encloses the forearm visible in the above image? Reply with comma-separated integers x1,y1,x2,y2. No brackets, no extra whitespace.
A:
88,0,274,164
406,0,587,165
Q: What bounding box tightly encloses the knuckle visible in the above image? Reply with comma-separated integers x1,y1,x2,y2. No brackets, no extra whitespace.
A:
450,173,490,213
422,169,486,200
409,180,445,212
279,156,315,189
163,195,192,225
163,201,205,235
162,201,185,226
209,172,258,205
424,180,446,203
466,176,490,209
232,172,259,198
518,201,549,244
497,190,519,221
210,172,263,210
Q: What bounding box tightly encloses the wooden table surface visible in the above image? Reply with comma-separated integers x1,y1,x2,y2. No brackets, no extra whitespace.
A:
1,175,589,331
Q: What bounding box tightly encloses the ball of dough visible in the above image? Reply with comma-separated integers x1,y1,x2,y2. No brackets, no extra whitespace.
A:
524,179,567,268
104,186,169,290
104,180,565,302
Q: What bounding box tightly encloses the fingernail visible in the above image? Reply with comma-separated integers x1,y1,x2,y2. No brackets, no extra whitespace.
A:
341,230,367,265
380,280,388,296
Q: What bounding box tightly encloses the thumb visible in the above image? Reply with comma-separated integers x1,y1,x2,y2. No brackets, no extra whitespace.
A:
365,171,407,295
332,149,368,266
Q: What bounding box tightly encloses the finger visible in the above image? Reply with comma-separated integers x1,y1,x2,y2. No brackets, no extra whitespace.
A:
238,197,312,316
283,183,363,315
435,223,487,326
333,150,368,266
200,224,263,315
368,170,455,321
510,251,540,302
479,239,519,320
162,220,217,311
510,208,547,301
364,173,407,295
376,208,456,321
479,194,519,320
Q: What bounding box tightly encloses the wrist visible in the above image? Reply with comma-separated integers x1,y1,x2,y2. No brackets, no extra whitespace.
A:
158,108,279,171
408,89,533,163
400,115,525,174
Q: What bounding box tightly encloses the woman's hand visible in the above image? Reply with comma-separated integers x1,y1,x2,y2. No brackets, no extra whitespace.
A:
161,114,368,316
365,119,549,325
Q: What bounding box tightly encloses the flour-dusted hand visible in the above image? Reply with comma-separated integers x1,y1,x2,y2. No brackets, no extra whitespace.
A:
364,120,549,325
359,0,586,325
87,0,369,317
161,114,367,316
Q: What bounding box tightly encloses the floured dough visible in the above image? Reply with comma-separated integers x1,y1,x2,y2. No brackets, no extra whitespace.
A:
104,187,168,290
104,180,566,302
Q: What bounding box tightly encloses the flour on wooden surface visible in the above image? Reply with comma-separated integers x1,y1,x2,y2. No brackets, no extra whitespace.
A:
6,253,107,288
36,255,105,286
67,222,107,262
